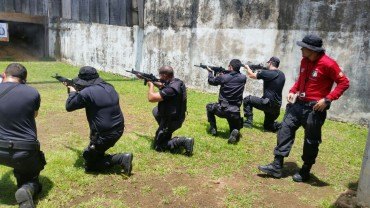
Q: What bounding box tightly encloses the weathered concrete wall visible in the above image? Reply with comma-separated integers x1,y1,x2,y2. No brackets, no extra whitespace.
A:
142,0,370,124
357,124,370,206
55,21,139,75
53,0,370,124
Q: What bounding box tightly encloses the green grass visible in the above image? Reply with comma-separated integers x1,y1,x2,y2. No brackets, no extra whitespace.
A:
0,61,368,207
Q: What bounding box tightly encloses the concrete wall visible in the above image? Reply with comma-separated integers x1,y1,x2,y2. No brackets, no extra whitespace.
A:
56,21,138,75
357,124,370,206
52,0,370,124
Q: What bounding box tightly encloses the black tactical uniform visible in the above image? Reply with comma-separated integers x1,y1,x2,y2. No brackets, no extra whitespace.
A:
0,64,46,208
152,78,194,156
65,66,132,175
206,69,247,144
243,69,285,132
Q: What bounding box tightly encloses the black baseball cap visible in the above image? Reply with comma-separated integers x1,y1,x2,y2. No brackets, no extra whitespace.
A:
267,56,280,67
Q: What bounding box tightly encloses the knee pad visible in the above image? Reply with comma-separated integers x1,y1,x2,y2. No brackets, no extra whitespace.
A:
82,148,91,161
243,95,251,104
206,103,216,112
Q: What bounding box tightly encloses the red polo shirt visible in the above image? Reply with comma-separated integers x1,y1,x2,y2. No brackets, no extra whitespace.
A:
290,53,350,101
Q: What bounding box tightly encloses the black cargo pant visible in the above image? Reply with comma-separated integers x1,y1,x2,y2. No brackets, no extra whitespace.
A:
274,101,327,165
243,95,281,131
0,144,46,192
206,102,242,133
152,107,184,152
83,125,124,171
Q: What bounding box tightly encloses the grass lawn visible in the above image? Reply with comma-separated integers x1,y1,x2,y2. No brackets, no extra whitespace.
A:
0,61,368,208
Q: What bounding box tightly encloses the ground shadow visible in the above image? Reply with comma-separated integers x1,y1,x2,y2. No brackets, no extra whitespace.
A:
257,161,330,187
133,132,193,156
248,121,265,132
133,132,154,144
64,145,132,177
204,124,231,139
65,145,85,169
0,170,54,206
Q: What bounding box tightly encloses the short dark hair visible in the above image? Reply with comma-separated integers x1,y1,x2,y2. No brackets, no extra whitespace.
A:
268,56,280,68
5,63,27,82
158,66,174,77
229,59,242,71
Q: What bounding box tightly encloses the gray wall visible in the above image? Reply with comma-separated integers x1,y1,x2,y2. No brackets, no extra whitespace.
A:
51,0,369,124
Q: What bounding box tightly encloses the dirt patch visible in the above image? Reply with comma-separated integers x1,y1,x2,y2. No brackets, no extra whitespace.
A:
335,190,368,208
68,172,227,208
0,40,42,61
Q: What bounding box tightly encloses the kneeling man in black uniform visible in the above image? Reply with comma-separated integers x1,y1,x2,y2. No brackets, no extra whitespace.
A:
206,59,247,144
242,57,285,132
146,66,194,156
0,63,46,208
64,66,133,175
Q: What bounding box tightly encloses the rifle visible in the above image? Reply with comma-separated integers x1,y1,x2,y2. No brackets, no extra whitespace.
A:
52,73,79,92
125,69,160,85
245,63,268,72
194,63,226,75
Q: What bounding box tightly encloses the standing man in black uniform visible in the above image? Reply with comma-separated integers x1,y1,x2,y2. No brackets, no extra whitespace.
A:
146,66,194,156
0,63,46,208
64,66,133,175
206,59,247,144
242,57,285,132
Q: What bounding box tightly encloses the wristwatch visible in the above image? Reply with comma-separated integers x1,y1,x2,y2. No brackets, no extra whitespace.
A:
324,98,332,105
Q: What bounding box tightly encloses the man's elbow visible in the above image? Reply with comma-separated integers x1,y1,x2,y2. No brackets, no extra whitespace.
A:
148,98,156,103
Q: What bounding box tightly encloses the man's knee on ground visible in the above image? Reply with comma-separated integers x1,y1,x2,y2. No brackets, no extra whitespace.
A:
206,103,216,112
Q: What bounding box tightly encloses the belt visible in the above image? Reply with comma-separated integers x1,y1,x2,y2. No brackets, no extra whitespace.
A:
0,139,40,151
296,99,317,107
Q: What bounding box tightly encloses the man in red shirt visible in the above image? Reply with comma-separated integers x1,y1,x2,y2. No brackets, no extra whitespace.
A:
258,34,350,182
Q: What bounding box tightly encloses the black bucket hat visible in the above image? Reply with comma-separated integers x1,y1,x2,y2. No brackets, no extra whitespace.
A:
73,66,104,86
296,34,325,52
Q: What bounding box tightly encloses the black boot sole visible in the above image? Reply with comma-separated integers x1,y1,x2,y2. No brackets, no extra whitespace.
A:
228,129,240,144
15,187,35,208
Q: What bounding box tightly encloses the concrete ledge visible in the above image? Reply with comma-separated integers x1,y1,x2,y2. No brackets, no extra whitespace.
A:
0,12,46,25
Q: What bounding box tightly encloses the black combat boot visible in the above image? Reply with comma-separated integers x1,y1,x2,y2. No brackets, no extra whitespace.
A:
243,116,253,128
228,129,240,144
15,184,36,208
112,153,133,176
209,122,217,136
292,163,312,182
170,137,195,156
258,155,284,178
183,137,194,156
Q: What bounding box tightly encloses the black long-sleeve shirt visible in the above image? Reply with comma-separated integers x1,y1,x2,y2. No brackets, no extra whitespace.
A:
208,71,247,107
66,83,124,133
